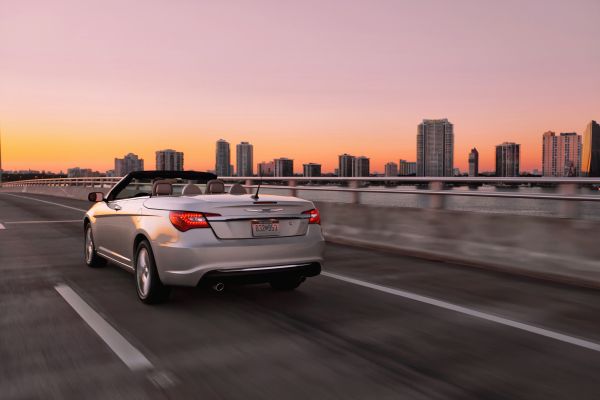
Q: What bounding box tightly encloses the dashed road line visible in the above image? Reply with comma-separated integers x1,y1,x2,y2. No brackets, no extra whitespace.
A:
55,284,153,371
323,271,600,353
0,223,5,230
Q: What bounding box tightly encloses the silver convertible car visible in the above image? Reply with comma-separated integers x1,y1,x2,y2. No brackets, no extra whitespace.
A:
84,171,324,304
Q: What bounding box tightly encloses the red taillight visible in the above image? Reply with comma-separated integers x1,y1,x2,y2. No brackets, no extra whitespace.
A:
169,211,220,232
303,208,321,225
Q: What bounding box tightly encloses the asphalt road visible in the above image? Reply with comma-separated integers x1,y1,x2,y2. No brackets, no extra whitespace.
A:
1,192,600,399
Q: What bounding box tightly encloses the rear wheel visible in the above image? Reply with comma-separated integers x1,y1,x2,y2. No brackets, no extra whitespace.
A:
84,224,106,268
135,240,171,304
270,276,305,291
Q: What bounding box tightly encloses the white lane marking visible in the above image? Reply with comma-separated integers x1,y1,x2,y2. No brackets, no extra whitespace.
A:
55,284,153,371
5,219,81,224
0,223,5,229
1,193,87,212
322,271,600,353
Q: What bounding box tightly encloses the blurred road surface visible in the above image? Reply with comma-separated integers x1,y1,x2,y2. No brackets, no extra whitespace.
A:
1,193,600,399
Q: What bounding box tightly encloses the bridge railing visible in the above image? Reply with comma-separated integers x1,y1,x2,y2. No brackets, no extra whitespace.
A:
3,176,600,217
0,177,123,188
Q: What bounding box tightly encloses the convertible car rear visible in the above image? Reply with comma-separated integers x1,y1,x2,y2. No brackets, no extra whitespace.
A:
83,171,324,304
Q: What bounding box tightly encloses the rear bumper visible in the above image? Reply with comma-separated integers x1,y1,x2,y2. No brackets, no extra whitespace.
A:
153,225,325,286
200,262,321,285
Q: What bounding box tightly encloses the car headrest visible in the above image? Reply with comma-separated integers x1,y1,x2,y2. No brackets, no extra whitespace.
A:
228,183,247,195
152,180,173,196
206,179,225,194
182,184,203,196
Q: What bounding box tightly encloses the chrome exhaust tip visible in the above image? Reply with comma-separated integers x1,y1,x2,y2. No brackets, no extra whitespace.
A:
212,282,225,292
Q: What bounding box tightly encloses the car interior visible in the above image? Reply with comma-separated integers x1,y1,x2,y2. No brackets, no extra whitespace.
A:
111,175,249,200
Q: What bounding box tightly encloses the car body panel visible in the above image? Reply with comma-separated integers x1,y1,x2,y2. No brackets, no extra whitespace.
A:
85,188,324,287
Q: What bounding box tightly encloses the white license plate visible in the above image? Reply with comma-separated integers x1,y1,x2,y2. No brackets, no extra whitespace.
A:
251,221,280,237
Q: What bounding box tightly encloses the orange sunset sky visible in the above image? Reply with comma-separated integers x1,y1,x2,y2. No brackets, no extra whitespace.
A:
1,0,599,174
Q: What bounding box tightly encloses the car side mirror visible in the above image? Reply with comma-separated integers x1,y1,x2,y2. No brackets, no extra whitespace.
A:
88,192,104,202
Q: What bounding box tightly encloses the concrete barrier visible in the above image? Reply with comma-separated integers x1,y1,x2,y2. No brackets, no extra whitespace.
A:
2,185,599,288
316,201,600,289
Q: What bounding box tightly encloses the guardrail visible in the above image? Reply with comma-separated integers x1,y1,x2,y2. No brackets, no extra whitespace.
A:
0,177,122,188
3,175,600,217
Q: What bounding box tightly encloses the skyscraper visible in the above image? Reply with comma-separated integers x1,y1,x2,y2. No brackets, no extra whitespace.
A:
468,148,479,177
257,161,275,176
155,149,184,171
236,141,253,177
0,128,3,185
115,153,144,176
542,132,582,177
582,120,600,177
495,142,520,177
542,131,557,176
399,160,416,176
417,119,454,176
384,162,398,177
215,139,231,176
354,156,370,177
338,154,355,177
274,158,294,177
303,163,321,177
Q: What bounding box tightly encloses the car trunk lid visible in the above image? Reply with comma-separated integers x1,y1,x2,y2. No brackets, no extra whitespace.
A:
143,194,313,239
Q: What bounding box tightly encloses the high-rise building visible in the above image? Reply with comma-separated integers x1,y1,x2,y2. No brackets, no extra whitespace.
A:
542,131,557,176
0,129,3,184
354,156,370,177
303,163,321,177
542,131,582,177
417,119,454,176
468,148,479,177
257,161,275,176
274,158,294,177
155,149,184,171
115,153,144,176
236,141,253,176
215,139,232,176
399,160,416,176
338,154,355,177
582,120,600,177
495,142,520,177
384,162,398,177
67,167,98,178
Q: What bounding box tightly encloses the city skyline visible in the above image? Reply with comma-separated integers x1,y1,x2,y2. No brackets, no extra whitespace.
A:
2,1,599,174
4,122,600,176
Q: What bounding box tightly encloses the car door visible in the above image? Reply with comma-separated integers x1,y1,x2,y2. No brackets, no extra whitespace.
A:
91,200,119,257
100,197,146,267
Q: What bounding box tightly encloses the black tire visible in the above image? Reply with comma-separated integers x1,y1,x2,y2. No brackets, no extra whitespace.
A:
135,240,171,304
84,224,106,268
270,276,305,291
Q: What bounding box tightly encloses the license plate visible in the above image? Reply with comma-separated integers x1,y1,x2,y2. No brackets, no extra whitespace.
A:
251,221,280,237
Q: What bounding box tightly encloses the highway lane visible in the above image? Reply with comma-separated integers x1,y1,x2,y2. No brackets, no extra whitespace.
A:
1,193,600,399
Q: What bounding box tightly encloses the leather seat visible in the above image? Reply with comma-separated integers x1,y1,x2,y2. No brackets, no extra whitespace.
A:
152,180,173,196
229,183,247,195
182,184,203,196
205,179,225,194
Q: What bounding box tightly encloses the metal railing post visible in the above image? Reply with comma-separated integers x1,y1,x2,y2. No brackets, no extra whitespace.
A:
429,181,445,209
350,180,360,204
558,183,579,218
289,179,297,197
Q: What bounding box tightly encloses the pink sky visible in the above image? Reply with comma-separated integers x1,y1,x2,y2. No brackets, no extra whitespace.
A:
1,0,599,173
